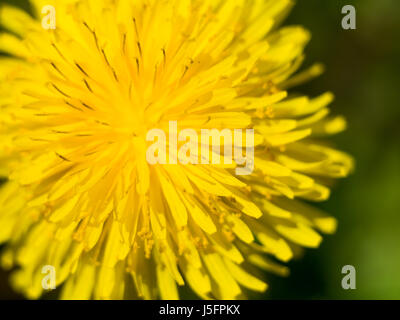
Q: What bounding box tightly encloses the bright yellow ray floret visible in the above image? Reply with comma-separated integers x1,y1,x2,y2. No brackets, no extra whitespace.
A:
0,0,353,299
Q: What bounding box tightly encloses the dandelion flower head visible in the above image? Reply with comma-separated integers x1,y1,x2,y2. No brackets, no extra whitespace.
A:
0,0,353,299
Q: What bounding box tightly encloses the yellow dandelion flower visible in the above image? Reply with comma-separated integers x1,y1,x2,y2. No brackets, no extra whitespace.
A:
0,0,353,299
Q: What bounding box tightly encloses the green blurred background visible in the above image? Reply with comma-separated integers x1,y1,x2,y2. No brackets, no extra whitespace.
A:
0,0,399,299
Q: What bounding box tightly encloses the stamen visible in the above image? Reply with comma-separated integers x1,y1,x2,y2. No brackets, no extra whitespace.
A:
133,18,139,39
83,79,93,93
80,101,94,110
65,100,83,111
51,83,71,98
122,33,127,53
51,43,67,61
75,62,90,77
55,152,71,162
137,41,142,58
101,49,119,81
50,62,66,79
162,48,166,67
83,21,100,51
135,58,140,73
